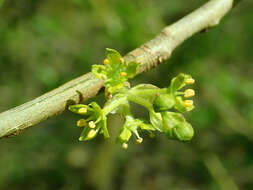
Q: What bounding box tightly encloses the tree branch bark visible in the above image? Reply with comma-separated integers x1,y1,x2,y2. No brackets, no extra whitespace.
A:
0,0,236,138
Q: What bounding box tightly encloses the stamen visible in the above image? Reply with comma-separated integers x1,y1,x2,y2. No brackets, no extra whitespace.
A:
136,138,143,144
77,119,86,127
88,121,96,128
103,58,109,65
185,78,195,85
120,58,124,64
101,75,107,80
184,100,193,107
87,129,97,138
78,107,87,114
184,89,195,98
122,143,128,149
120,72,127,77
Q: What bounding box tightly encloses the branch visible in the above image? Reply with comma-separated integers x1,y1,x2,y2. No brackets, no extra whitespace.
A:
0,0,236,139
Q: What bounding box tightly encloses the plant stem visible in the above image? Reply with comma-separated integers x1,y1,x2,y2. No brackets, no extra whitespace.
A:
131,88,167,98
102,97,127,115
127,95,153,111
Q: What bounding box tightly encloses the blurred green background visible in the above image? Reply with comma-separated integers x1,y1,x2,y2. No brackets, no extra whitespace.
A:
0,0,253,189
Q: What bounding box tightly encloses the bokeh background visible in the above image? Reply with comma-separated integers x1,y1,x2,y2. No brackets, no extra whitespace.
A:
0,0,253,189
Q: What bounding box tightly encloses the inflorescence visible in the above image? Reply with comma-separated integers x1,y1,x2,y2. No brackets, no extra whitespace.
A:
69,48,196,149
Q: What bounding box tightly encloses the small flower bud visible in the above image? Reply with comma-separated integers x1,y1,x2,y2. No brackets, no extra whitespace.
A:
119,58,124,64
78,107,87,114
136,138,143,144
88,121,96,128
120,72,127,77
185,78,195,85
184,89,195,98
184,100,193,107
77,119,86,127
122,143,128,149
172,122,194,141
103,58,109,65
87,129,97,139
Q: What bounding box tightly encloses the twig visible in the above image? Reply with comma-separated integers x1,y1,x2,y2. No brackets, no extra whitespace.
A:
0,0,236,138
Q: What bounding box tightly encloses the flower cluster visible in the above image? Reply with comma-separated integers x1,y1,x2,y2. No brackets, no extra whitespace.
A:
92,48,139,95
69,102,109,141
69,49,196,149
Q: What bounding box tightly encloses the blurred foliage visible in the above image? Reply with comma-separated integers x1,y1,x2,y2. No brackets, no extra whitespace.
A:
0,0,253,190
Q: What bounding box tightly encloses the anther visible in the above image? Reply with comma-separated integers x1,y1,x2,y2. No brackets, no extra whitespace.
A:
185,78,195,85
88,121,96,128
184,89,195,98
77,119,86,127
87,129,97,139
101,75,107,80
120,58,124,64
184,100,193,107
120,72,127,77
78,107,87,114
136,138,143,144
122,143,128,149
103,59,109,65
